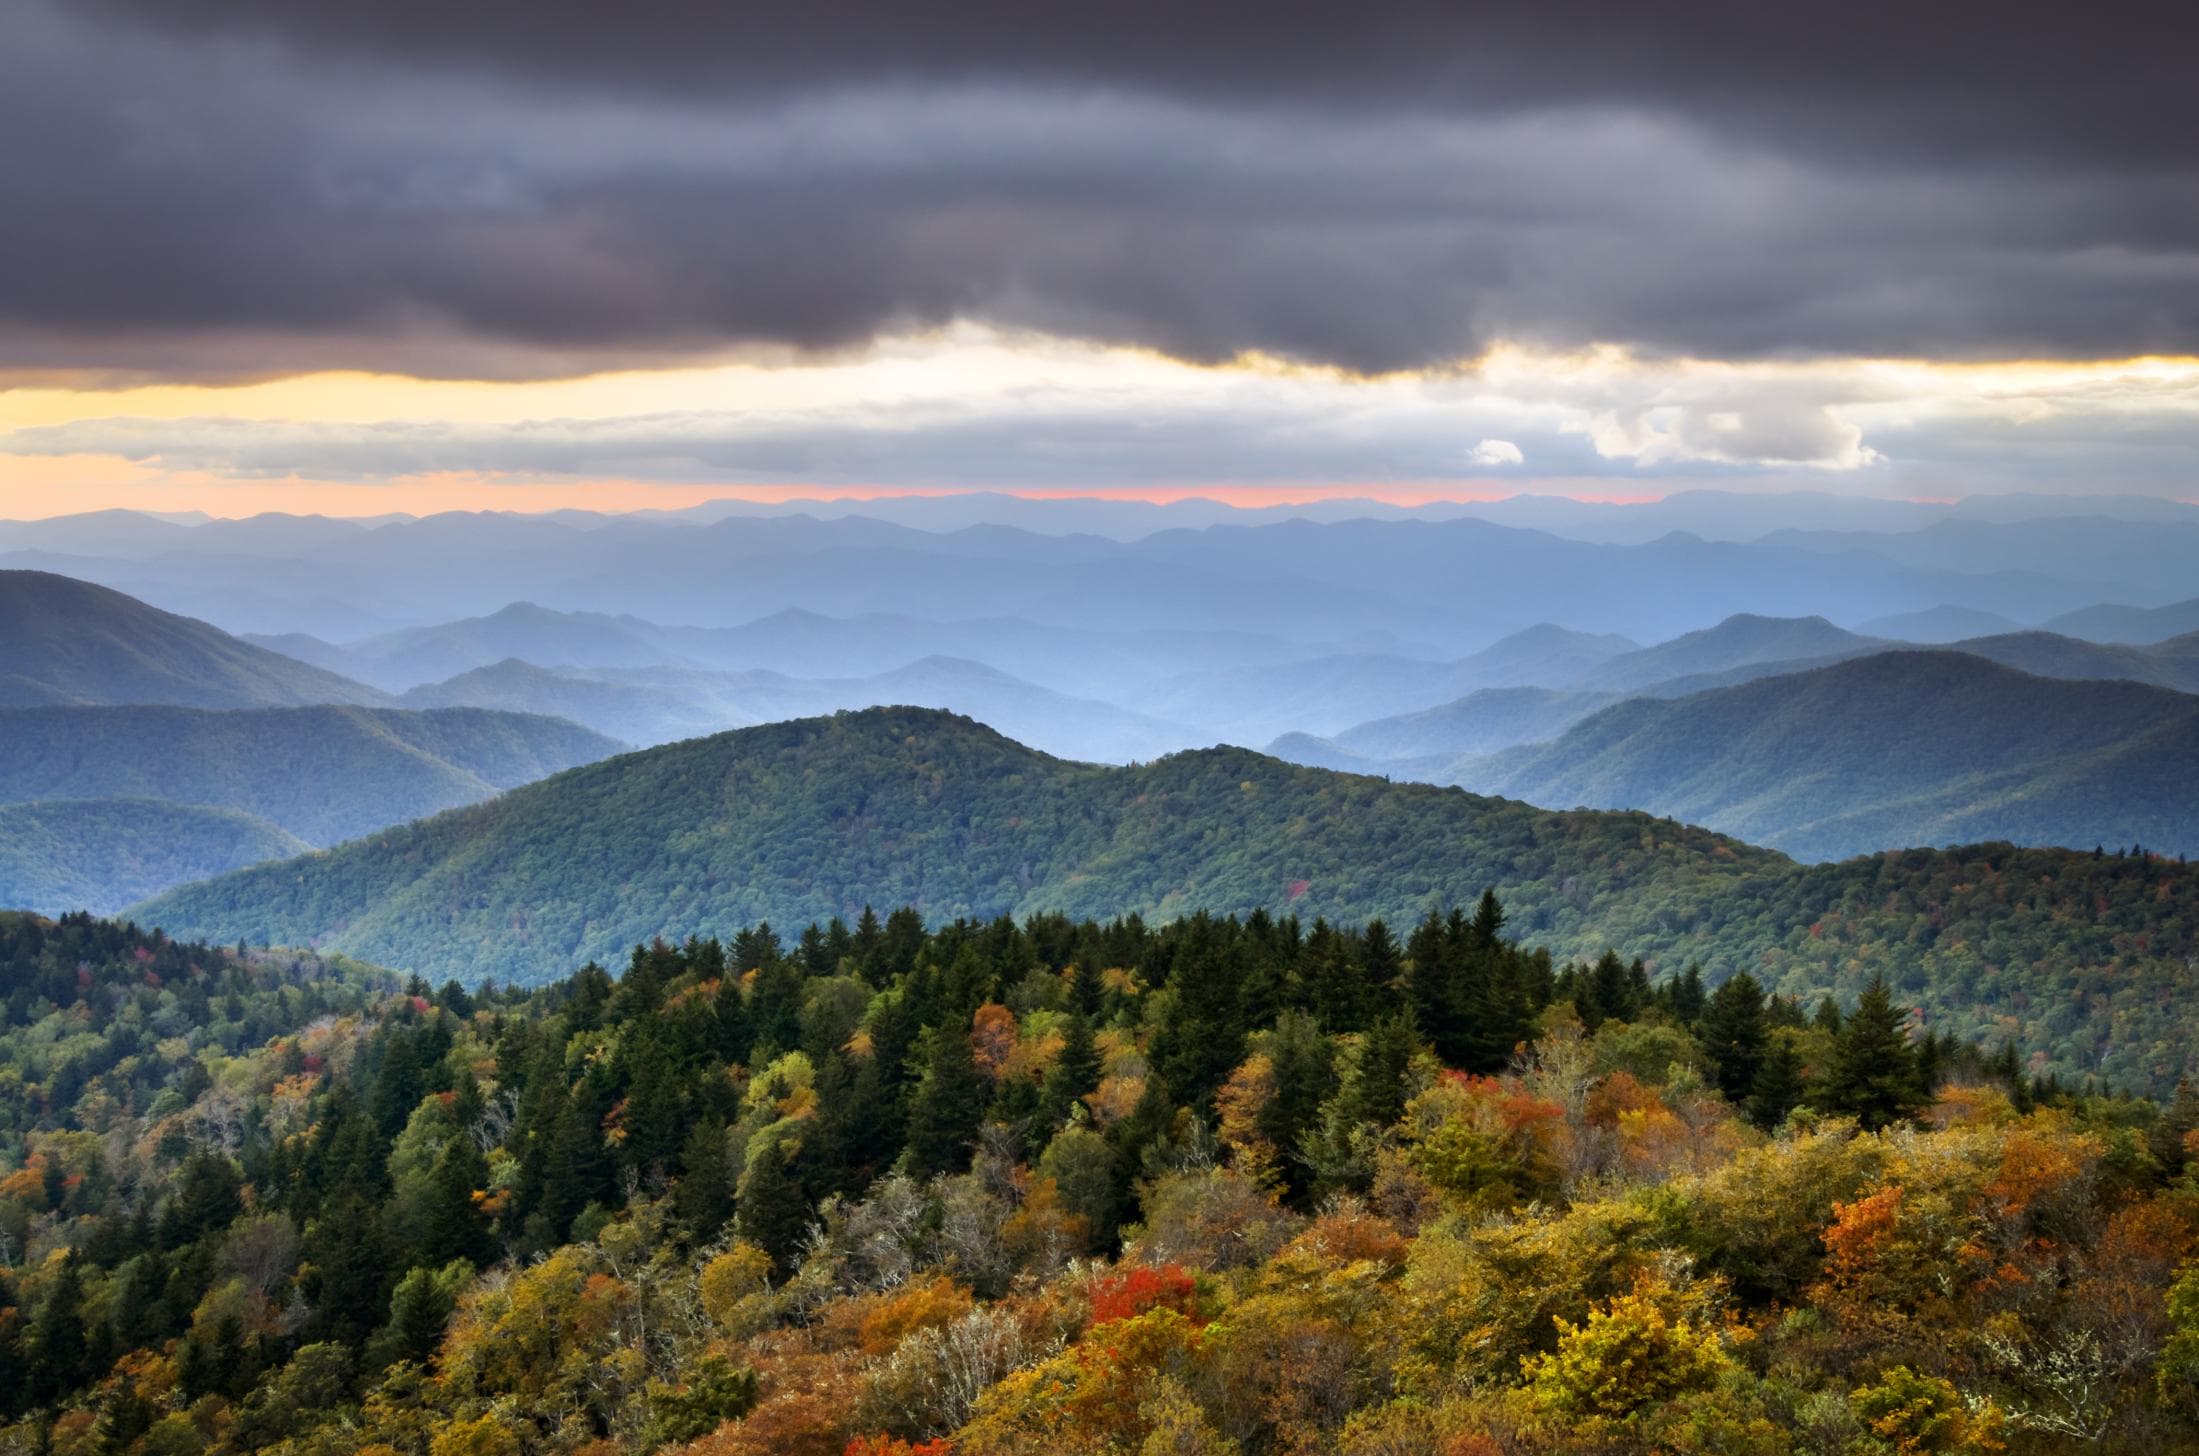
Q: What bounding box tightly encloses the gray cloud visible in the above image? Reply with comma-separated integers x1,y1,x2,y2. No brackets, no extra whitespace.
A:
2,0,2194,380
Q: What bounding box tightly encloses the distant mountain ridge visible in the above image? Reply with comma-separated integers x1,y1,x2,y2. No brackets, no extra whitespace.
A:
1581,614,1883,692
0,704,623,846
2043,597,2199,646
1450,652,2199,861
5,504,2145,644
0,570,388,709
397,654,1202,762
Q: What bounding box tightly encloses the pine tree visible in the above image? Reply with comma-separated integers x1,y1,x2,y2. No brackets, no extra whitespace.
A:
1666,964,1707,1023
1403,911,1462,1063
1261,1011,1335,1201
1041,1010,1102,1128
1698,972,1768,1102
1585,951,1637,1028
365,1263,465,1373
2152,1079,2199,1177
903,1022,988,1178
1471,889,1506,948
1745,1034,1807,1131
421,1135,497,1269
736,1138,811,1274
1458,949,1533,1075
1361,919,1402,996
1818,976,1924,1131
616,1028,684,1175
303,1189,391,1347
1341,1013,1418,1132
1304,920,1365,1033
27,1253,89,1404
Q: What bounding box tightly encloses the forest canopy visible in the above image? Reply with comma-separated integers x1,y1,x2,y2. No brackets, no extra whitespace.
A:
0,902,2194,1456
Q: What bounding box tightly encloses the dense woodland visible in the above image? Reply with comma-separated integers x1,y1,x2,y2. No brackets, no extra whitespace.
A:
4,905,2199,1455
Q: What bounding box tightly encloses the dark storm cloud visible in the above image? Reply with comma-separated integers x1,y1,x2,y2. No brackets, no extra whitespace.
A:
74,0,2197,167
4,0,2195,380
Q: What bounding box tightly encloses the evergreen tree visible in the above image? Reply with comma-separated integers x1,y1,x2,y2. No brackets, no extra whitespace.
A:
1585,951,1638,1028
27,1253,89,1405
1698,972,1768,1102
616,1027,684,1175
735,1138,810,1274
1041,1009,1103,1128
1471,889,1506,947
1260,1011,1335,1201
1304,920,1367,1034
903,1022,988,1178
365,1262,466,1373
1457,949,1533,1075
1339,1013,1418,1133
2152,1079,2199,1177
1818,976,1924,1131
420,1135,497,1269
1666,964,1707,1023
1745,1034,1807,1131
303,1189,390,1347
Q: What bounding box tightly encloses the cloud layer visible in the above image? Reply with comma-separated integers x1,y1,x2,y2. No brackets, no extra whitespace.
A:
5,0,2195,381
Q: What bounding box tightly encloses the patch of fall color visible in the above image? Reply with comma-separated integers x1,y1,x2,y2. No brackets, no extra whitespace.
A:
844,1439,953,1456
968,1004,1018,1082
1273,1203,1409,1272
0,1162,46,1203
675,1348,864,1456
1986,1123,2099,1220
857,1276,975,1356
1089,1264,1202,1326
1098,967,1141,998
1083,1074,1146,1127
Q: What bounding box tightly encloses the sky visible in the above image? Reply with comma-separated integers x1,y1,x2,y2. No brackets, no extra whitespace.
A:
3,0,2196,519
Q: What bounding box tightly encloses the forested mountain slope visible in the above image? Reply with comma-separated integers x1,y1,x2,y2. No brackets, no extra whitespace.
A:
0,570,387,708
131,707,1781,983
0,705,624,846
125,708,2199,1092
0,799,310,914
1455,651,2199,861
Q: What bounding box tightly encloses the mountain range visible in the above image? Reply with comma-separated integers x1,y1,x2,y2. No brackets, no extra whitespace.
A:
9,502,2187,647
1270,615,2199,785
